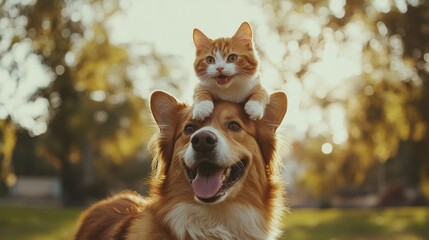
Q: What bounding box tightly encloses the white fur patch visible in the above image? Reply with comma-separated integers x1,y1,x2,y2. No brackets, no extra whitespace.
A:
192,100,214,120
205,50,236,76
164,203,269,240
244,100,265,120
184,126,233,169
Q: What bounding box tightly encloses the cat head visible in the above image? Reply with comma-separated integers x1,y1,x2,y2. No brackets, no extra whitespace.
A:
193,22,259,89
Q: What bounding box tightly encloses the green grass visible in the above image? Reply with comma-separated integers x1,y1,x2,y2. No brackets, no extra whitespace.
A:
0,206,428,239
279,207,429,240
0,206,81,240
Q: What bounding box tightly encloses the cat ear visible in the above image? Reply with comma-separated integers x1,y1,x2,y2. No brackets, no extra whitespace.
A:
193,28,211,51
232,22,253,48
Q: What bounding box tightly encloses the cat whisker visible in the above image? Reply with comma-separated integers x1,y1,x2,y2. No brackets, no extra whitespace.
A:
198,74,211,81
229,73,248,79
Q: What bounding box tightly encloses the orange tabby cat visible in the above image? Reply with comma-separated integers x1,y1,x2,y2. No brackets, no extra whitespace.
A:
192,22,269,120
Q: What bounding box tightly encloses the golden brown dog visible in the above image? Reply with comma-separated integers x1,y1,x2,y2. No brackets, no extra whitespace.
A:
75,90,287,240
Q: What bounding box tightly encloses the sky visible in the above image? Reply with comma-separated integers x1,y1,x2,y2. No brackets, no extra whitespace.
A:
109,0,265,59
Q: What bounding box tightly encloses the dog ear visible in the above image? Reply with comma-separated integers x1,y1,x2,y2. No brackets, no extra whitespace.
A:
150,91,186,176
262,91,288,132
150,90,181,128
258,91,288,167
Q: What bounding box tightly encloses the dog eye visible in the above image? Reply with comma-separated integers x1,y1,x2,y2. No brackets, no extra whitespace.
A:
227,54,238,63
206,56,215,64
184,124,197,134
227,121,241,131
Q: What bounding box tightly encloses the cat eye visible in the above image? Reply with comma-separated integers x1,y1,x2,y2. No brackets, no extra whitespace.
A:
227,121,241,131
227,54,238,63
206,56,215,64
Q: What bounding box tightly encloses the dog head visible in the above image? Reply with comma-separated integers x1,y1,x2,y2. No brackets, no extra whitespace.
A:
150,91,287,204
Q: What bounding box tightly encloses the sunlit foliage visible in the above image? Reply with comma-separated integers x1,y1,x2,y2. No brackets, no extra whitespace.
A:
0,0,185,204
260,0,429,198
0,119,16,187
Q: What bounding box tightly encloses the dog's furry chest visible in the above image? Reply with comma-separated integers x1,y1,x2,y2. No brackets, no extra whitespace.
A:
164,203,269,240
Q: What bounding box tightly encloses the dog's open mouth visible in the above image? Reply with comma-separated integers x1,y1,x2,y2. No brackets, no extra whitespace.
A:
216,75,231,85
185,159,247,203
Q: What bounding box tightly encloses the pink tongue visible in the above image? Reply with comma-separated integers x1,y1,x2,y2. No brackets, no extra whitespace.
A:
191,164,224,199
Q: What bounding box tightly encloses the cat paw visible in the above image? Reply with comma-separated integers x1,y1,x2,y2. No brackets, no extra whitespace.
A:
193,100,214,120
245,100,265,120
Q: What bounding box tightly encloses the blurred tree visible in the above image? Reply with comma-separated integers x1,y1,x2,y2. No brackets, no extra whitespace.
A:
379,0,429,200
0,119,16,189
0,0,51,188
0,0,185,205
260,0,428,200
12,130,56,177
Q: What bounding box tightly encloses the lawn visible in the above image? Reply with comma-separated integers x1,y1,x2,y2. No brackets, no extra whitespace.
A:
279,207,429,240
0,205,80,240
0,206,427,240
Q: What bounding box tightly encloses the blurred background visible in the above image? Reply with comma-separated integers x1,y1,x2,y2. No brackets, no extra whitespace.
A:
0,0,428,239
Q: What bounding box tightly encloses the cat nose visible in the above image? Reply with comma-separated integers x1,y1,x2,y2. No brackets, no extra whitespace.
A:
216,67,224,73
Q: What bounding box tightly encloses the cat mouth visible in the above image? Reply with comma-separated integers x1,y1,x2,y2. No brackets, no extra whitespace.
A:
216,75,232,85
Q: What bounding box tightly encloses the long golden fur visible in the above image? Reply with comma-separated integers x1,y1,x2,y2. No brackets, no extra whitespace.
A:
75,90,288,240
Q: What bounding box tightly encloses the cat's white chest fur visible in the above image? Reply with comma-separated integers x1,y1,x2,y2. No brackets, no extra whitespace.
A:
164,203,271,240
209,76,259,103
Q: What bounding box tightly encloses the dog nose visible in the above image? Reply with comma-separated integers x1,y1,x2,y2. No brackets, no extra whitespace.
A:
191,131,218,152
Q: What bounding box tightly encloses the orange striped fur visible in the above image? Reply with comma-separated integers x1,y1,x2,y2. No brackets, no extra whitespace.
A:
192,22,269,121
75,91,287,240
